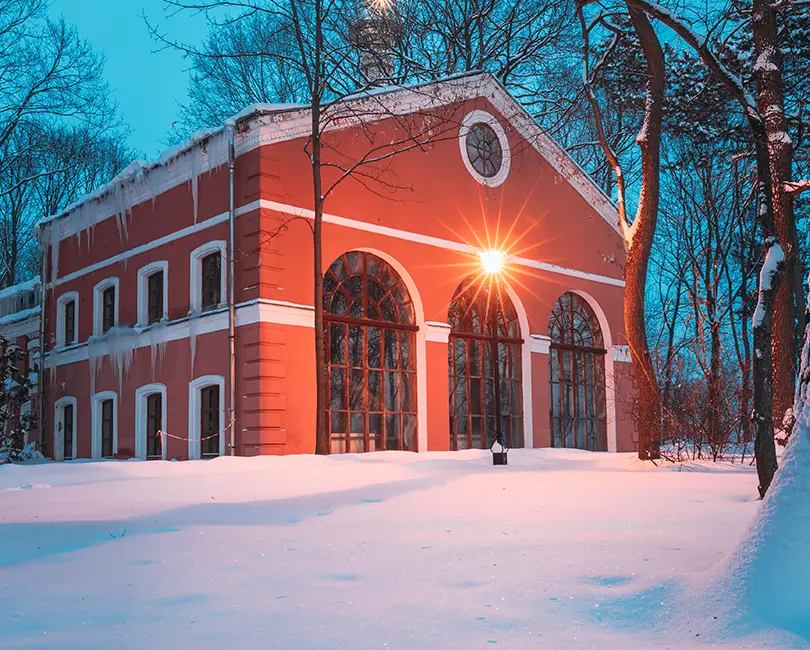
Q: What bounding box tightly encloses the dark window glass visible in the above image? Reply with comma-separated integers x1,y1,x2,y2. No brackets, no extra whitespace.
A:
323,252,417,454
200,386,220,456
448,276,523,451
146,393,162,459
147,271,164,324
101,399,114,458
465,122,503,178
201,252,221,310
64,299,76,344
63,404,74,459
548,293,607,451
102,286,115,332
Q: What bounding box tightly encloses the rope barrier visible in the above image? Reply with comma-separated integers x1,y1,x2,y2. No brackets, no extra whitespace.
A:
156,419,234,443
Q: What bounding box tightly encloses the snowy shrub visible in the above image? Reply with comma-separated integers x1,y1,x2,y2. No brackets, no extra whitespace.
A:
0,334,38,464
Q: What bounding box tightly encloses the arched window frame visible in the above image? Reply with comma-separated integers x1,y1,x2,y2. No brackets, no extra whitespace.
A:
188,375,226,459
447,276,524,451
323,251,418,454
135,383,168,460
548,292,608,451
91,390,118,459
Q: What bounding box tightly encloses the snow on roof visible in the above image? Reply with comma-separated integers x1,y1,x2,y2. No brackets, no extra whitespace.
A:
0,276,40,302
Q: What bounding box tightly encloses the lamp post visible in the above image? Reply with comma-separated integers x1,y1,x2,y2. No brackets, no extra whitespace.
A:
479,249,508,466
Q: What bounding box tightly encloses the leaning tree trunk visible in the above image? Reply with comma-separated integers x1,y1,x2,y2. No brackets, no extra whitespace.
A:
752,0,798,444
626,7,665,460
752,238,785,498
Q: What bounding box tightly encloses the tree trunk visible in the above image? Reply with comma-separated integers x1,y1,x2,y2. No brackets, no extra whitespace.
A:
751,0,798,444
312,3,329,456
626,7,664,460
752,238,785,498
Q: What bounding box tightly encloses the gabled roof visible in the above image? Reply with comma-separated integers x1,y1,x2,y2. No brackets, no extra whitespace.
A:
39,72,620,245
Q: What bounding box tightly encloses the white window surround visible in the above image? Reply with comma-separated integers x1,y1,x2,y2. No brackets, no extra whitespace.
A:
53,395,78,462
91,391,118,459
56,291,79,347
189,241,227,314
459,109,511,188
134,383,168,460
92,277,120,336
188,374,226,460
136,260,169,326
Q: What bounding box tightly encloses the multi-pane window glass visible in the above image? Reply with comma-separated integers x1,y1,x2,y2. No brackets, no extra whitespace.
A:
147,271,164,324
101,399,114,458
201,252,221,310
146,393,162,459
324,251,417,453
64,299,76,344
548,293,607,451
200,386,220,457
102,286,115,332
448,276,523,450
465,122,503,178
62,404,74,460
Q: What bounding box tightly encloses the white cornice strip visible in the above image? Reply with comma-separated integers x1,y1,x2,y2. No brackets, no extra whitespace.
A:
260,200,625,287
45,299,314,368
44,197,624,290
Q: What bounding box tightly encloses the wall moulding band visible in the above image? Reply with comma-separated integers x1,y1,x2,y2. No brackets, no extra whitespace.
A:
44,197,625,291
45,299,315,368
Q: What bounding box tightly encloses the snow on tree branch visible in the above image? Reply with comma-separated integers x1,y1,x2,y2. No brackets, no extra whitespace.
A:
784,180,810,195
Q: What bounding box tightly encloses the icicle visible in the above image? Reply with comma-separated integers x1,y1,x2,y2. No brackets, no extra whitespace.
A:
190,148,201,224
188,311,200,373
87,327,140,393
149,319,168,378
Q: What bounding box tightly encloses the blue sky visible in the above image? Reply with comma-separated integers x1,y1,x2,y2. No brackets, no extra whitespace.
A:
50,0,209,158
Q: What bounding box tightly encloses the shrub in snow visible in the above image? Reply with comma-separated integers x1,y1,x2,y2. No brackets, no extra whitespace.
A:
0,334,38,464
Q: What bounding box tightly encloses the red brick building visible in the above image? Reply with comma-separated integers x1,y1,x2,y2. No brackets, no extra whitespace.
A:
2,73,636,460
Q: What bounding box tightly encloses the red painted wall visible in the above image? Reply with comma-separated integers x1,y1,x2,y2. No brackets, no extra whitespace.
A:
40,93,635,459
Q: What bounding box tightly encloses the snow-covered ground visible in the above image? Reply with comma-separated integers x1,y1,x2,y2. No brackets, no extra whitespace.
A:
0,449,806,649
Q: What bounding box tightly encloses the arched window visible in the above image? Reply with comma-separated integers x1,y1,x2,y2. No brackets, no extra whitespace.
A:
448,276,523,450
324,251,417,454
548,293,607,451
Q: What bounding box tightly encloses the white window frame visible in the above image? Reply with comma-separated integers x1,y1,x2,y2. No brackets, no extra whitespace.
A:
189,241,227,314
188,374,226,460
53,395,78,462
93,277,120,336
56,291,79,347
137,260,169,326
91,390,118,459
459,109,511,188
135,383,168,460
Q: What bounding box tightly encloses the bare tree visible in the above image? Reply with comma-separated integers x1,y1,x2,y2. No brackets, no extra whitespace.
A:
577,3,665,459
152,0,474,454
0,0,125,287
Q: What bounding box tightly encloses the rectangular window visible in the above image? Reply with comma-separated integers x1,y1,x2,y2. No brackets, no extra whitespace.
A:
200,385,220,457
64,299,76,344
201,252,221,310
146,393,162,459
101,399,114,458
63,404,74,460
147,271,164,324
102,286,116,332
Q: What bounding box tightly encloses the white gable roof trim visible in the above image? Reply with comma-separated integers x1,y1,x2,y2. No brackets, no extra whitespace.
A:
38,73,621,250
